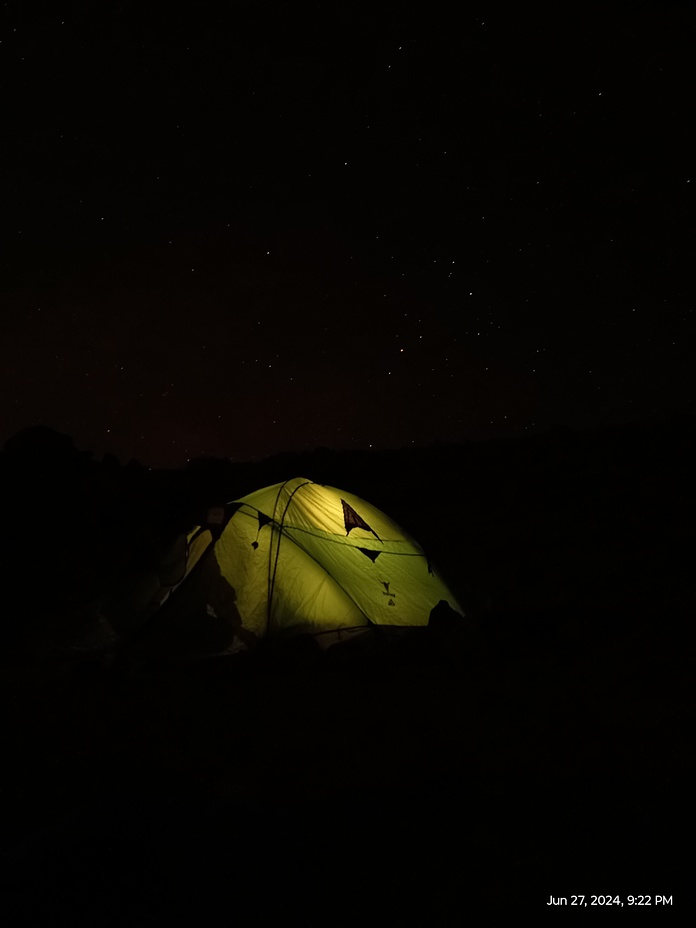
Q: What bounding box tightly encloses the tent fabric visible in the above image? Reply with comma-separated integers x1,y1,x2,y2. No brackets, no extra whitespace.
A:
192,477,463,646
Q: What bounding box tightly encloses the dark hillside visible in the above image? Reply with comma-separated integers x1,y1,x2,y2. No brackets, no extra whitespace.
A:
1,418,694,920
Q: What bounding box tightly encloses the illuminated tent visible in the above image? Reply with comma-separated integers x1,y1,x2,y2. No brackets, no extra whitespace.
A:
169,477,464,651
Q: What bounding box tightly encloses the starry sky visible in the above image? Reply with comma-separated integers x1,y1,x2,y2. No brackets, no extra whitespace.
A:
2,3,694,467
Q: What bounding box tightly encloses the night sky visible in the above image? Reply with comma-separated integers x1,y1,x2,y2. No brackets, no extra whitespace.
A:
3,3,694,467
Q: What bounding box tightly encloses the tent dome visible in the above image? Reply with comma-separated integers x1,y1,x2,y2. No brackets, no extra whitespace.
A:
194,477,463,647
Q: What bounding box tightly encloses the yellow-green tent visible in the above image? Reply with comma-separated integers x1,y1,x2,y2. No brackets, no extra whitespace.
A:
178,477,463,650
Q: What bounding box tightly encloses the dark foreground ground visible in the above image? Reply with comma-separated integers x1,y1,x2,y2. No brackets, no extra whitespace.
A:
2,614,692,924
1,418,695,922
